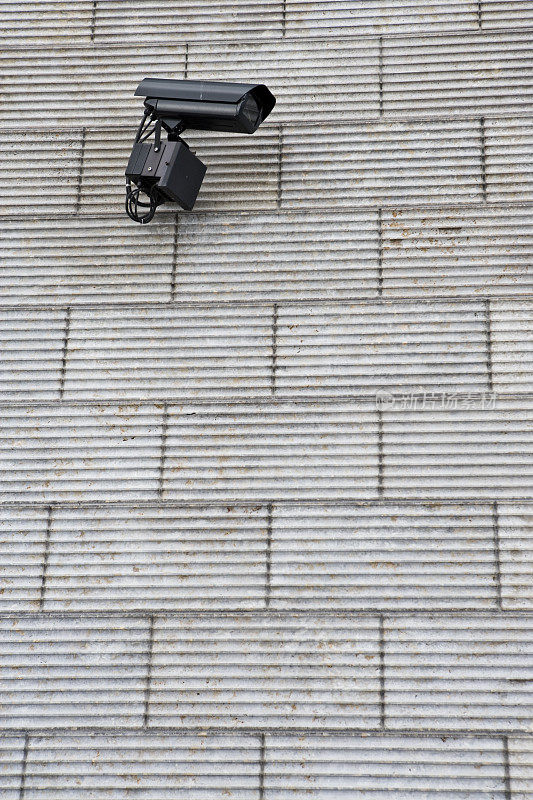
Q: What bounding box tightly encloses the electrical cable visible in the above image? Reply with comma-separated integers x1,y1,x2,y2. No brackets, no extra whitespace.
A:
125,184,159,225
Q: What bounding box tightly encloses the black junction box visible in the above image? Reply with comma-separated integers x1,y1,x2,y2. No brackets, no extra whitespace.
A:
126,139,207,211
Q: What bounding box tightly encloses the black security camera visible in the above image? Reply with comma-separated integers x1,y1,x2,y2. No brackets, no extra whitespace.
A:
125,78,276,224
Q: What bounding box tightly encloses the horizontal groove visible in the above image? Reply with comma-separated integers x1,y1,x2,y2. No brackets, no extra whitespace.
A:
0,609,530,619
0,726,529,737
0,391,530,406
0,109,531,133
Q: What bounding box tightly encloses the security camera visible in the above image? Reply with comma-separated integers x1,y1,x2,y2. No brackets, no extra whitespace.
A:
125,78,276,224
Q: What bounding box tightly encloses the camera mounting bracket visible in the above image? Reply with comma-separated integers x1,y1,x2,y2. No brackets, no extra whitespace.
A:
125,109,205,224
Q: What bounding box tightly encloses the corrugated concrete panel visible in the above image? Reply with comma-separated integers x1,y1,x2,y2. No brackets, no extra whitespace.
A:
163,402,379,501
0,737,25,800
186,129,280,212
0,405,163,503
0,47,186,128
0,617,150,729
275,302,488,397
509,737,533,800
264,735,507,798
283,121,482,208
382,400,532,500
44,506,268,612
270,504,498,611
4,207,524,306
0,0,282,46
4,0,532,47
0,128,79,217
0,310,66,401
0,1,93,45
23,734,261,799
94,0,283,42
80,127,280,215
14,120,533,220
385,615,533,731
0,212,374,306
188,39,380,122
484,1,533,29
498,504,533,611
0,509,48,613
285,0,479,38
174,210,379,302
149,615,381,728
0,218,175,306
381,205,533,298
491,300,533,393
64,306,273,400
0,130,83,216
382,32,533,117
485,117,533,203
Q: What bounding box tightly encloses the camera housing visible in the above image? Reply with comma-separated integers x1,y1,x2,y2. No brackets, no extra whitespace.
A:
125,78,276,223
136,78,276,134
